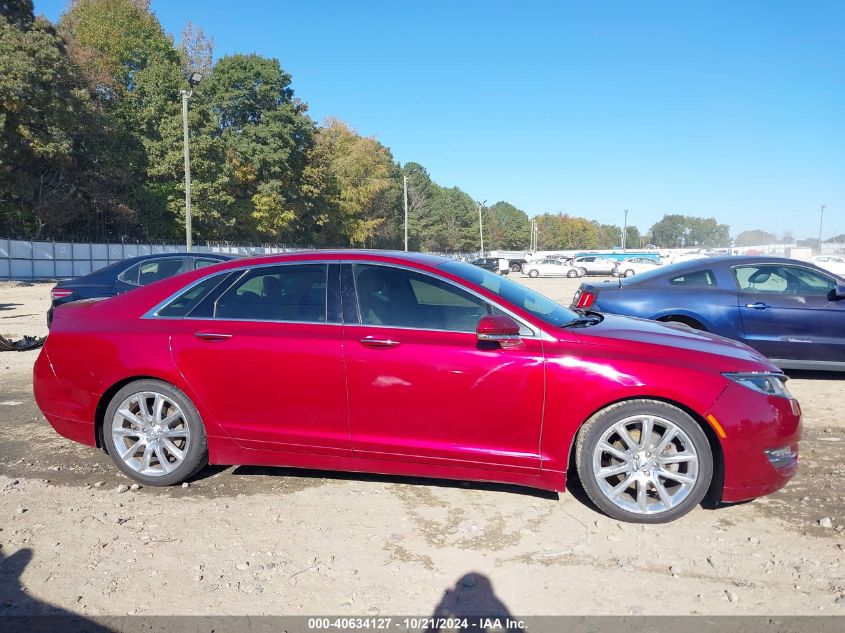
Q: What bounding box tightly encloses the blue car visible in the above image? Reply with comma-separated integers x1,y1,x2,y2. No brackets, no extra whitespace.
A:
48,252,237,327
571,256,845,371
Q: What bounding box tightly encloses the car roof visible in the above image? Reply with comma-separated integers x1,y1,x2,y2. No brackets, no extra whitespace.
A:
212,249,451,269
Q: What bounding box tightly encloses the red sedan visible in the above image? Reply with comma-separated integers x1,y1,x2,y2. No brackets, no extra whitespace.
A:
33,251,801,522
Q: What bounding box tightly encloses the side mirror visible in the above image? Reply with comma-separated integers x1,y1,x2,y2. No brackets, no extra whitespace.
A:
476,315,522,348
831,283,845,300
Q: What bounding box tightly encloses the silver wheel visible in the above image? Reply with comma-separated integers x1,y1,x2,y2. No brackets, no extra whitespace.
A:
624,269,635,277
592,414,699,516
111,391,191,477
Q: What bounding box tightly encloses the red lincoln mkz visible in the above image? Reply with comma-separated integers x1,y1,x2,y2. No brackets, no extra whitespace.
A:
34,251,801,522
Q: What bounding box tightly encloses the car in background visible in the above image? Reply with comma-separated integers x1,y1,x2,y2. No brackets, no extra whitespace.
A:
522,258,586,278
810,255,845,276
572,255,615,275
36,250,800,522
571,256,845,371
612,257,663,277
507,258,528,273
48,252,236,326
470,257,509,275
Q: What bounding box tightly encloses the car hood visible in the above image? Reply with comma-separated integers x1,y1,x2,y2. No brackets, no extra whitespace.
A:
567,313,779,371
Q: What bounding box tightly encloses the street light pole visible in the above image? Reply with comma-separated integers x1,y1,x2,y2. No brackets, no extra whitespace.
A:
181,88,192,252
403,176,409,252
477,200,486,255
181,72,203,252
818,204,826,254
622,209,628,252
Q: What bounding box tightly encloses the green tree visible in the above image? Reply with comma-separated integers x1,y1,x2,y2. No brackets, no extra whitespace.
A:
306,118,401,247
734,229,777,247
486,201,530,250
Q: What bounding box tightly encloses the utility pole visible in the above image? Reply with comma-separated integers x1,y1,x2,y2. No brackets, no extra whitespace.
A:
181,89,192,252
818,204,826,254
403,176,409,252
477,200,486,255
181,72,203,252
622,209,629,252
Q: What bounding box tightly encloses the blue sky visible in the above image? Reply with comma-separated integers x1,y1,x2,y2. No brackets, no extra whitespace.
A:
35,0,845,238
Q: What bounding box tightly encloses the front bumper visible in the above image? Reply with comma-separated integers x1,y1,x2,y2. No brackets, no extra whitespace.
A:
705,381,801,503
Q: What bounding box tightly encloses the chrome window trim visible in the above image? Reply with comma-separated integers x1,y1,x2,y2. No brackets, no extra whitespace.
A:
143,260,336,323
346,260,543,338
143,257,552,338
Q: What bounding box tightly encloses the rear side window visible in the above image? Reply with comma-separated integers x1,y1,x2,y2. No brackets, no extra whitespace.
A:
669,270,716,286
193,258,221,269
213,264,328,322
121,258,186,286
157,273,231,318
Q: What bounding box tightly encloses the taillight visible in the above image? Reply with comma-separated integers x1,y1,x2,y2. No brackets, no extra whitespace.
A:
575,290,596,309
51,288,74,301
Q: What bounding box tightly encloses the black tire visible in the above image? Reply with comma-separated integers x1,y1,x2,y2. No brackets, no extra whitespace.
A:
579,268,587,277
510,263,522,273
567,269,578,278
102,379,208,486
528,269,539,278
574,399,713,523
661,316,706,331
624,269,635,277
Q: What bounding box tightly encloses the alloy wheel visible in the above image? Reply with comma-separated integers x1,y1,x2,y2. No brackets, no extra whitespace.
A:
591,414,700,515
111,391,191,477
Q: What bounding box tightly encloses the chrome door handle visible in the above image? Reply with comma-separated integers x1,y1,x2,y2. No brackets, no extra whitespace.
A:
359,337,400,348
745,302,771,310
194,332,233,341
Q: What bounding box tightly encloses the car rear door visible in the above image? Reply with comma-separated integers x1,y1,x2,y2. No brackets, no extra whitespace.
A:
734,263,845,363
167,262,351,455
341,262,544,473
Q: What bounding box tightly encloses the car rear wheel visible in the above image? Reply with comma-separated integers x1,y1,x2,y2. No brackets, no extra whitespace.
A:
510,263,522,272
567,269,578,278
579,268,587,277
575,400,712,523
528,269,539,278
103,379,208,486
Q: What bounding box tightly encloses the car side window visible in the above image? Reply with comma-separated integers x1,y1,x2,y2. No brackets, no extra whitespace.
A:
156,273,232,318
120,258,185,286
669,270,716,286
353,264,494,332
193,258,221,269
213,264,328,322
735,265,834,296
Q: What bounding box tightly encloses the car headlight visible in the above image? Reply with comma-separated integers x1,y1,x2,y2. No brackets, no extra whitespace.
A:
723,372,792,398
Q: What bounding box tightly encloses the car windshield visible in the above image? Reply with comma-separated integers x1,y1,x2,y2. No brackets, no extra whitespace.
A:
439,260,580,327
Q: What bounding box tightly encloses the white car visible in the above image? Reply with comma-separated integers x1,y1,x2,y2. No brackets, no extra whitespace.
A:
612,257,662,277
522,258,586,278
810,255,845,277
571,256,616,275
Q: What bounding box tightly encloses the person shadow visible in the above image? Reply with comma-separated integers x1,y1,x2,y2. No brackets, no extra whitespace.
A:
427,572,520,632
0,548,111,632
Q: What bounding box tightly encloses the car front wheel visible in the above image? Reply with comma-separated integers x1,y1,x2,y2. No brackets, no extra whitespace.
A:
624,269,635,277
528,269,539,278
103,379,208,486
567,269,578,278
575,400,712,523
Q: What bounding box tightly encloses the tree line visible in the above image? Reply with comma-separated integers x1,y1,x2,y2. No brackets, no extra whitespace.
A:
1,0,733,251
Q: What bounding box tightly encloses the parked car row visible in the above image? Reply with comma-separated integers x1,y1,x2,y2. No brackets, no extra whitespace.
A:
38,250,801,524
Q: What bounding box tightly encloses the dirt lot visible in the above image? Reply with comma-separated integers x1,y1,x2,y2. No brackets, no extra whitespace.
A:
0,277,843,617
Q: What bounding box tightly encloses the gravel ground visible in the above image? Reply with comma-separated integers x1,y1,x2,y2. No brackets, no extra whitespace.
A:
0,277,843,617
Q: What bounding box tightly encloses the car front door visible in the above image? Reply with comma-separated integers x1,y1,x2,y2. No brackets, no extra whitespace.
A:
342,263,545,474
734,264,845,364
167,263,351,455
